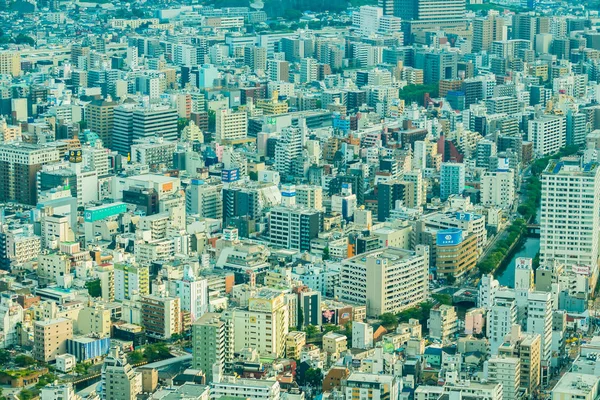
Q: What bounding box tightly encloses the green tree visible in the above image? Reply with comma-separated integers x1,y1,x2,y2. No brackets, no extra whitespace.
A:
208,110,216,133
297,307,304,330
379,312,399,329
143,343,171,362
304,324,319,338
432,293,453,305
322,246,330,260
343,322,353,342
0,349,10,364
304,368,323,391
85,279,102,298
177,118,189,134
14,34,35,46
35,373,57,389
322,324,341,334
14,354,36,367
283,9,302,20
19,389,36,400
127,350,144,364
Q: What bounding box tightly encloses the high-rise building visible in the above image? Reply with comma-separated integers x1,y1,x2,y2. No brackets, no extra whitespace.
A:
498,326,541,394
186,179,223,218
398,0,466,41
339,246,429,317
114,262,150,301
230,289,289,358
168,265,208,321
481,170,516,209
300,57,318,83
378,0,394,15
86,99,117,148
112,105,178,156
540,157,600,288
440,162,465,201
275,124,306,179
527,291,552,366
487,357,521,400
343,373,401,400
0,51,21,76
295,185,324,211
473,16,505,53
192,312,233,382
428,304,458,342
33,317,73,362
215,108,248,144
488,290,517,354
101,346,142,400
435,229,478,280
130,137,177,168
267,59,290,82
0,143,60,205
415,50,459,84
513,14,537,44
377,181,406,222
269,206,322,253
211,377,281,400
112,104,135,156
528,115,566,156
141,294,181,340
244,46,267,71
352,6,384,35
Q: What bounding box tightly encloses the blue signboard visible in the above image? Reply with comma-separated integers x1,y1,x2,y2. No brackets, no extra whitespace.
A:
455,212,473,221
222,169,239,183
436,228,463,246
84,203,127,223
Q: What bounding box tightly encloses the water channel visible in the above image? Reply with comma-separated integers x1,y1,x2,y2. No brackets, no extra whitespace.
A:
497,237,540,288
496,206,541,288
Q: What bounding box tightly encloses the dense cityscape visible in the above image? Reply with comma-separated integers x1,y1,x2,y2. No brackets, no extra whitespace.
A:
0,0,599,399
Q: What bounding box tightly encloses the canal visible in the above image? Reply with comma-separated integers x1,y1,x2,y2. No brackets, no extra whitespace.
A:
497,237,540,287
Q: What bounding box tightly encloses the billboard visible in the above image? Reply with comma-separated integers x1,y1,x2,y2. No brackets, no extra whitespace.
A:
222,168,239,183
515,257,532,270
84,203,127,222
455,212,473,221
436,228,463,246
572,265,590,276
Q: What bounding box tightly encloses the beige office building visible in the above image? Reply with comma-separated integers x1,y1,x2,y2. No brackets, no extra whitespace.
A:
33,317,74,362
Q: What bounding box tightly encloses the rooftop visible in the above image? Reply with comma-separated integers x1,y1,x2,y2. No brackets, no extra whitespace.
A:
552,373,600,395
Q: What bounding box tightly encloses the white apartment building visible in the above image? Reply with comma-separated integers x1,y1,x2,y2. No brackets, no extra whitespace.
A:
215,108,248,143
352,6,384,35
101,346,142,400
527,291,553,364
487,357,521,400
428,305,459,343
352,321,374,349
40,383,78,400
168,266,208,321
481,170,515,209
342,373,401,400
540,157,600,288
487,290,517,354
211,377,280,400
551,373,600,400
444,381,503,400
339,246,429,317
0,294,23,348
230,290,289,358
528,115,566,156
479,274,500,310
